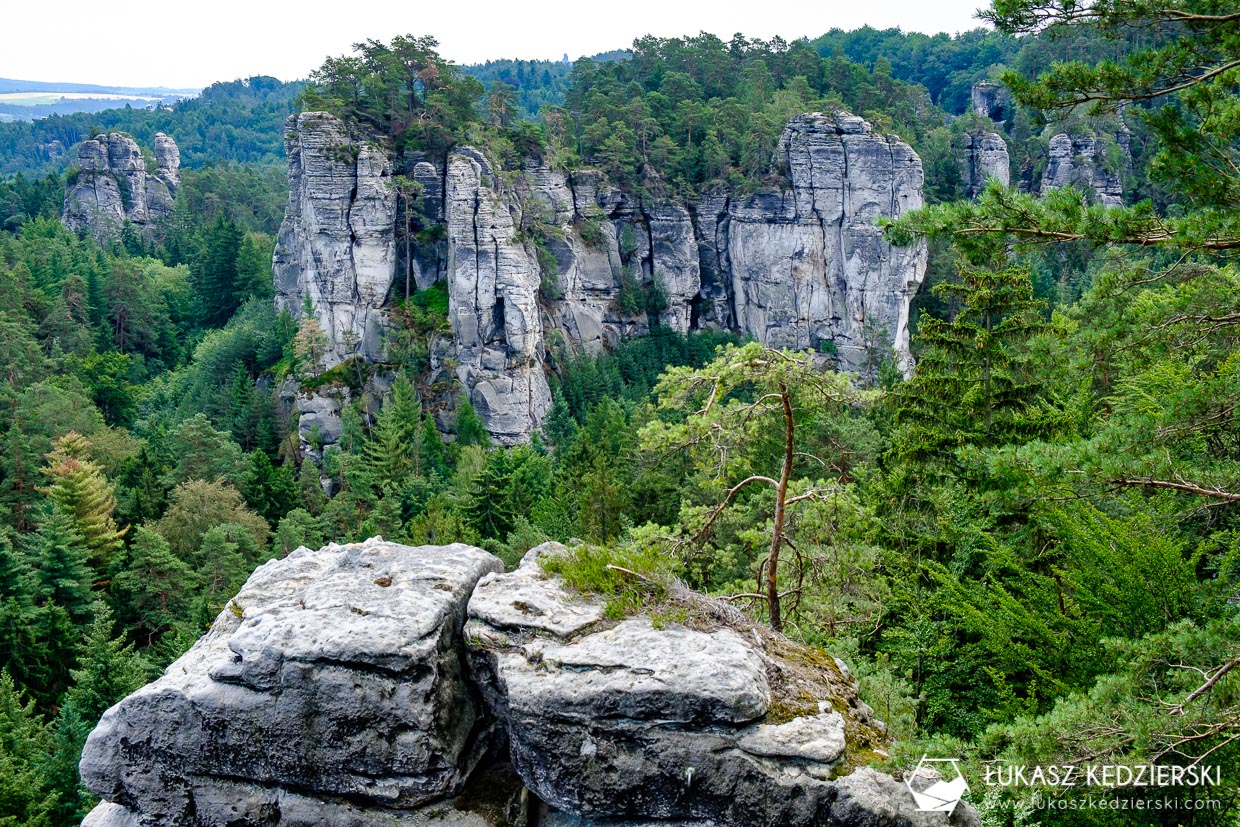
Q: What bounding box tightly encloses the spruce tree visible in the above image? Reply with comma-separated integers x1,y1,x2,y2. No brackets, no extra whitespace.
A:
45,602,149,825
112,528,194,646
455,396,489,448
0,671,55,827
194,215,244,327
888,262,1054,471
26,508,93,621
240,451,298,525
39,432,126,570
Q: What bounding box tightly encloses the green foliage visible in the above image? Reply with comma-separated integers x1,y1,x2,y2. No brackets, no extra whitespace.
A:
540,543,675,619
0,76,302,178
455,396,490,448
0,672,56,827
301,35,483,155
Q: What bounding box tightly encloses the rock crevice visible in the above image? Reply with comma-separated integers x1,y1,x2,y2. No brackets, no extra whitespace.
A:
80,539,979,827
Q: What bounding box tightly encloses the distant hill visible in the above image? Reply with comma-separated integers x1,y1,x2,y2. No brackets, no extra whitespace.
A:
0,78,200,123
0,76,302,175
0,77,199,97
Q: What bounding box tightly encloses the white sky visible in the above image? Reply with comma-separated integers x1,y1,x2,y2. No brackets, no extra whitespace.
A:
3,0,991,90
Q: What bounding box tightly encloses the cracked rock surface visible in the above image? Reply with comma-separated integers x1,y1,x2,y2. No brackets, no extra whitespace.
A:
81,539,979,827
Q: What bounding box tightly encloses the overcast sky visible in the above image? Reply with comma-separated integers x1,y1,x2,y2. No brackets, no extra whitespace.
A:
4,0,991,89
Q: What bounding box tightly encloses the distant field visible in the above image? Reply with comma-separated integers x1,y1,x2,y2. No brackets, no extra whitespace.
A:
0,92,165,105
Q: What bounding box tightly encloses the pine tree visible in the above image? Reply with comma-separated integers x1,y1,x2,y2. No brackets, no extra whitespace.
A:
240,451,299,524
0,536,41,693
195,525,251,613
163,414,245,488
455,395,489,448
418,416,448,479
194,215,243,327
112,528,194,646
25,508,93,621
273,509,325,558
0,671,56,827
363,377,422,491
297,460,327,516
39,432,126,570
45,602,149,825
888,262,1056,471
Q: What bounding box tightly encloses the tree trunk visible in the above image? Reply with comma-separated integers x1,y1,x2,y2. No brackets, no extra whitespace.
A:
767,382,794,631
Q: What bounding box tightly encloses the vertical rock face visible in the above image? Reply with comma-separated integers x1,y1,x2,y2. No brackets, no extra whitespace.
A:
63,132,180,242
273,112,397,367
961,131,1011,198
444,149,553,444
719,113,926,374
971,81,1010,121
1040,132,1128,208
274,110,927,444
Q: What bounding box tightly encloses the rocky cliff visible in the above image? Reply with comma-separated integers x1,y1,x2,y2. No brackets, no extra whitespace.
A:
1039,130,1130,208
273,112,397,366
79,538,980,827
63,132,180,242
960,131,1010,199
273,111,927,445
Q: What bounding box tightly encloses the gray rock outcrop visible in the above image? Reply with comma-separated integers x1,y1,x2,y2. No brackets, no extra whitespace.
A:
273,112,397,367
443,148,553,444
961,131,1011,198
466,542,977,827
274,110,926,445
79,538,502,825
63,132,180,242
80,539,980,827
971,81,1010,122
722,113,926,375
1040,131,1129,208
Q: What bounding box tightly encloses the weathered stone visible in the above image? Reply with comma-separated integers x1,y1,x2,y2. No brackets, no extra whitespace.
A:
971,81,1010,122
79,539,503,824
467,544,606,638
736,709,847,764
719,112,926,376
276,110,926,444
961,131,1011,199
63,132,181,242
82,802,137,827
466,543,976,827
273,112,397,367
1041,131,1129,208
444,148,552,445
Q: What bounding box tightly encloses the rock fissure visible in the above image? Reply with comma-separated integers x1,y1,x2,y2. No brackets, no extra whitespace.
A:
81,538,978,826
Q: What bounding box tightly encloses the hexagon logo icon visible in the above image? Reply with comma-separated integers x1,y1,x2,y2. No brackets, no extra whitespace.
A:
905,755,969,814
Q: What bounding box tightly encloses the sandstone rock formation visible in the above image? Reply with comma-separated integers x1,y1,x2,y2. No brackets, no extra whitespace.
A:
1040,131,1129,208
80,538,502,825
273,112,397,367
274,111,927,445
467,542,969,827
961,131,1011,199
723,112,926,374
443,148,552,444
80,539,979,827
971,81,1010,122
63,132,180,242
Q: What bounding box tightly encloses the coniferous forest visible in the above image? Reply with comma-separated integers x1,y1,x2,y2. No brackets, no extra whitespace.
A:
0,1,1238,824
